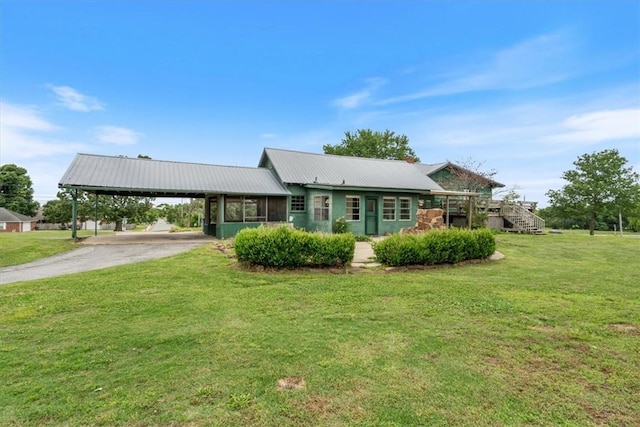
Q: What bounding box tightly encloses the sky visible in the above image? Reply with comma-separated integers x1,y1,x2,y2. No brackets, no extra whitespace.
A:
1,0,639,207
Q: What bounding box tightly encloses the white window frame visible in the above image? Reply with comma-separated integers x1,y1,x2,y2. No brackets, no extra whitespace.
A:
399,197,412,221
382,197,396,221
345,195,361,221
0,222,5,230
313,195,330,221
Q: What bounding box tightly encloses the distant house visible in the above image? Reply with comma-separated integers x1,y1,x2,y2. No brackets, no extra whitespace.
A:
59,147,544,237
0,207,37,232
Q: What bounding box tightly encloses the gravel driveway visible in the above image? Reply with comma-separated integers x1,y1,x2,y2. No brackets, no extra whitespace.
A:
0,232,212,285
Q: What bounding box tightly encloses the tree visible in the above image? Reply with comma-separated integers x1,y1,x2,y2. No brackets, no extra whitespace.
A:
546,149,640,235
98,195,154,231
323,129,420,162
0,164,40,216
43,191,74,224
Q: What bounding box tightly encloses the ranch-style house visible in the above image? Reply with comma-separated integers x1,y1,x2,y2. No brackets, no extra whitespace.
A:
59,147,543,238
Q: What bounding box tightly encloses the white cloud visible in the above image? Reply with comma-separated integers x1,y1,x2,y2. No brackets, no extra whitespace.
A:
260,133,278,139
0,100,89,204
48,85,105,112
333,77,386,109
548,109,640,143
378,31,578,105
95,125,142,145
1,102,58,132
0,101,86,161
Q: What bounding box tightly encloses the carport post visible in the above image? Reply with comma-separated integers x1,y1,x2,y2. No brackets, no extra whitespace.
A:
71,188,78,241
445,195,450,228
94,194,98,236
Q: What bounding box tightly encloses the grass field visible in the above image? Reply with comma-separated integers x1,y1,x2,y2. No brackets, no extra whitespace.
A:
1,233,639,426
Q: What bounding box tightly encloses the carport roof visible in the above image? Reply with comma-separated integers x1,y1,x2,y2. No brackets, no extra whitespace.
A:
59,154,291,197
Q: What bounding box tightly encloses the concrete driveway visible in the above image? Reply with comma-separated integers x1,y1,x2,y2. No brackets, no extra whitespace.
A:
0,232,214,285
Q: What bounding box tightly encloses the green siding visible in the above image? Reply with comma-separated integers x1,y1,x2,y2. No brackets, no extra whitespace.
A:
287,185,308,230
204,186,421,238
216,222,266,239
304,189,419,236
429,168,494,199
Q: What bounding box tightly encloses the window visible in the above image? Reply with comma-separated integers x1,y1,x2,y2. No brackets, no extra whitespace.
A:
346,196,360,221
383,197,396,220
399,198,411,221
313,195,330,221
290,195,305,212
0,222,5,230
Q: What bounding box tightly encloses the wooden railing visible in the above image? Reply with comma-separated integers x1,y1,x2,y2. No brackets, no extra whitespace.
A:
500,203,545,234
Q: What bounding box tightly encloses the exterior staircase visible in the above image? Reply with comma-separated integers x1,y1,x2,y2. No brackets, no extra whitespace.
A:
500,202,545,234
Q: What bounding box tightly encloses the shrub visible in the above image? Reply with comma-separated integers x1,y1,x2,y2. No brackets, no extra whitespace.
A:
373,229,496,267
333,216,349,234
234,226,355,269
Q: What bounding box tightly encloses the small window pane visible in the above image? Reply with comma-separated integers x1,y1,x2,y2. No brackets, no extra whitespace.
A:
290,195,305,212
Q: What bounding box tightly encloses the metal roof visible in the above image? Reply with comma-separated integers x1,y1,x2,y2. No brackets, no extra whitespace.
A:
59,154,291,197
0,207,34,222
414,162,448,176
260,148,444,192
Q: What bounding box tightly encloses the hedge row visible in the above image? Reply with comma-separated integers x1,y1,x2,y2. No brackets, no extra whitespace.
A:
373,229,496,267
234,226,356,269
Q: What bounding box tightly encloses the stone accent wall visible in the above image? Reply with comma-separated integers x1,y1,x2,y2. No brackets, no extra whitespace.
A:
400,209,446,234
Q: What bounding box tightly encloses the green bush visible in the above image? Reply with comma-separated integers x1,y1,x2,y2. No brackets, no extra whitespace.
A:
234,226,355,269
373,229,496,267
333,216,349,234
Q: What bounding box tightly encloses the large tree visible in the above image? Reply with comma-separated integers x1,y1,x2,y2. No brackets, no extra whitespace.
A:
97,194,155,231
323,129,420,162
546,149,640,235
0,164,40,216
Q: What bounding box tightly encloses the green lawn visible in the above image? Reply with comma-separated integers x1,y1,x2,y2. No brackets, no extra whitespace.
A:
0,230,112,268
1,234,639,426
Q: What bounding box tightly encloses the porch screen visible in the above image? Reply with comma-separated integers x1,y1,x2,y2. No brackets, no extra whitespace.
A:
224,197,243,222
224,196,287,223
267,197,287,221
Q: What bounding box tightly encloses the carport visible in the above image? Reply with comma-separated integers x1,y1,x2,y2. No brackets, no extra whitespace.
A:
58,154,291,240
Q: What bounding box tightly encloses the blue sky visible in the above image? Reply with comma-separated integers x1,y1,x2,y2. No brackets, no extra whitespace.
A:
1,1,639,207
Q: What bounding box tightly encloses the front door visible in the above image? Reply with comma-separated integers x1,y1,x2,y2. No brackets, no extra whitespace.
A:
365,197,378,235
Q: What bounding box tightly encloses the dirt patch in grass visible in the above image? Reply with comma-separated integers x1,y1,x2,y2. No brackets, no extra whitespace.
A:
609,323,639,335
303,395,333,415
277,376,307,391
